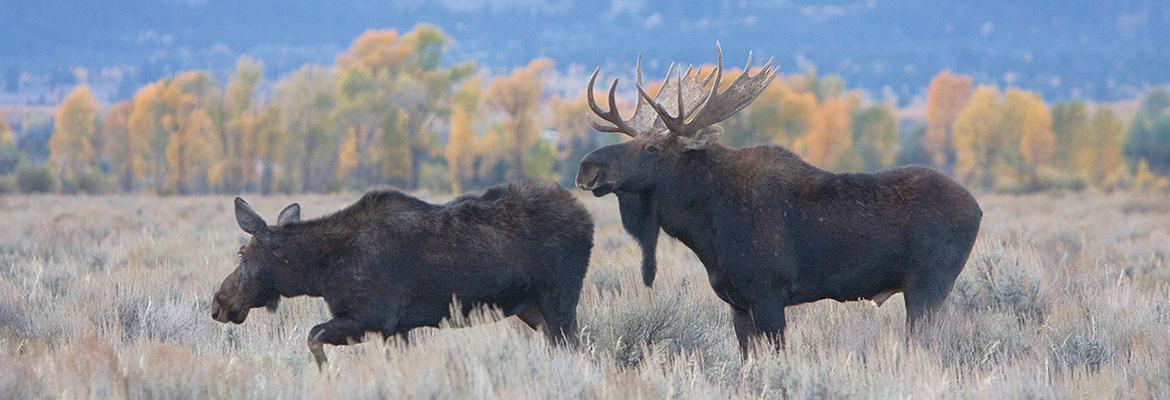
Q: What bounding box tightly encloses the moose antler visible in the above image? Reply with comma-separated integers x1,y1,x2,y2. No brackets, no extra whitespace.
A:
587,56,657,137
588,55,719,137
636,43,778,138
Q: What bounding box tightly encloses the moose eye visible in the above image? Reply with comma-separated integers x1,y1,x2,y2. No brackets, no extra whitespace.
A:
644,145,659,154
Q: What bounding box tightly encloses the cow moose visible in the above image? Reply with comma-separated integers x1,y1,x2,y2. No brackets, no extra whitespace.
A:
575,45,982,355
210,180,594,369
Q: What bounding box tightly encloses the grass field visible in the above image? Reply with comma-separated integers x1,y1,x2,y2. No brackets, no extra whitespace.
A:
1,190,1168,399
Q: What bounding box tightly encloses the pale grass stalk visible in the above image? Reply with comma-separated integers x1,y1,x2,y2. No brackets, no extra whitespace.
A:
0,192,1166,398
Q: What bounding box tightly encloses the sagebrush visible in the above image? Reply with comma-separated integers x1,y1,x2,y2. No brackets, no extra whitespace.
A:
0,191,1168,398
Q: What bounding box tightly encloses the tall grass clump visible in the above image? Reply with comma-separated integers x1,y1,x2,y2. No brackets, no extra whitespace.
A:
0,191,1166,398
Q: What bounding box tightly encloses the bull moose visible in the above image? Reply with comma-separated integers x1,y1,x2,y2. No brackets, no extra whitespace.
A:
210,180,593,368
575,46,982,355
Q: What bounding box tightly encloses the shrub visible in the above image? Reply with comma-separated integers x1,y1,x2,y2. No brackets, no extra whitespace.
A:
0,174,15,194
14,164,55,193
951,239,1049,324
64,168,107,194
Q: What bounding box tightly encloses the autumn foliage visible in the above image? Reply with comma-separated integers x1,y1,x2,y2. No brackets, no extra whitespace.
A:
12,30,1169,195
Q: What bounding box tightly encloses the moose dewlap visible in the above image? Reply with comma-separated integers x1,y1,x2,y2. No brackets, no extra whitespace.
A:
210,180,593,369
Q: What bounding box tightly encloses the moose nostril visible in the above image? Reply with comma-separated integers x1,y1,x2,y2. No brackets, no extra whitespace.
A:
577,176,594,190
575,164,601,190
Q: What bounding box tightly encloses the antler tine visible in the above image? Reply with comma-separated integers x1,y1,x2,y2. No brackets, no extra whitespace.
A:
712,42,725,92
684,50,779,132
759,57,776,78
637,78,681,130
586,67,636,136
641,43,778,137
635,55,644,87
666,44,723,132
585,68,608,118
698,67,718,87
676,67,685,124
637,61,680,124
606,79,623,125
661,62,676,86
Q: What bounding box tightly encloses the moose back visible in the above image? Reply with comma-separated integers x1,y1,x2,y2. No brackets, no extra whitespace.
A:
210,180,594,368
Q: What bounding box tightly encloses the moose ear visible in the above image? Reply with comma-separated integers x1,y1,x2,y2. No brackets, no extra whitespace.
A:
235,197,269,236
276,203,301,225
681,126,723,150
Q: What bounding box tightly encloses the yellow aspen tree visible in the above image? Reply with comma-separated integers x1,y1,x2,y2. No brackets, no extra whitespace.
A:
524,138,558,182
0,109,11,145
740,81,815,148
273,65,337,193
923,71,974,169
1005,88,1055,186
776,91,817,147
548,92,590,160
1050,101,1089,171
218,56,264,193
446,107,475,193
331,65,380,186
1081,108,1125,188
0,109,18,172
952,86,1003,190
164,107,217,195
722,74,774,146
378,108,411,186
484,58,553,180
251,105,284,194
849,103,899,171
0,109,12,149
445,75,481,193
475,126,509,186
128,82,167,191
802,97,853,169
336,126,360,181
160,71,222,195
337,29,404,73
548,90,601,186
50,84,101,190
102,101,136,191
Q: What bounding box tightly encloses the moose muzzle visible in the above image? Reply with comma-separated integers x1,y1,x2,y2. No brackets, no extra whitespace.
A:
576,156,615,196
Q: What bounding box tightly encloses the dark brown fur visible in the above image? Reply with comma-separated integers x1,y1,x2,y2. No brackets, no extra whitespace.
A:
578,137,981,355
211,180,593,367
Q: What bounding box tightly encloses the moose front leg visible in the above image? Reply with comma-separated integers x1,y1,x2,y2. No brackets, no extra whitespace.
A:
750,300,787,353
307,318,368,371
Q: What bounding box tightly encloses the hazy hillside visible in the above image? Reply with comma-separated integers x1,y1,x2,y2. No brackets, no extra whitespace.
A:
2,0,1168,103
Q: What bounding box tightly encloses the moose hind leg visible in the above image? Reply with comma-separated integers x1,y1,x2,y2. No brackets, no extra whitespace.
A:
537,290,582,347
898,283,954,332
750,302,787,353
732,306,761,358
514,303,548,335
307,318,369,371
903,261,961,332
905,236,974,332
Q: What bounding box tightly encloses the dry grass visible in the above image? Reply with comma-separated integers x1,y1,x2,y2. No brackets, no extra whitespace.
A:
1,190,1168,399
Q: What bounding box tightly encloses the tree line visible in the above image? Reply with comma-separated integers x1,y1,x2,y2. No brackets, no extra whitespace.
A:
2,24,1169,195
